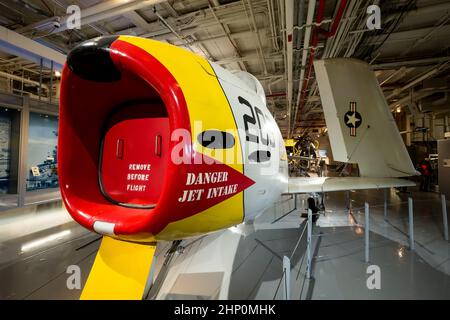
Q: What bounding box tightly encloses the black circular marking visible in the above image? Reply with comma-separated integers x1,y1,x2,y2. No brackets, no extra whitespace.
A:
248,150,271,163
344,111,362,129
197,130,235,149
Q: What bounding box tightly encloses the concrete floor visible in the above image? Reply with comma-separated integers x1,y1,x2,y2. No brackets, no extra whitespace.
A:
306,225,450,299
324,189,450,276
0,201,98,299
0,189,61,211
0,188,449,299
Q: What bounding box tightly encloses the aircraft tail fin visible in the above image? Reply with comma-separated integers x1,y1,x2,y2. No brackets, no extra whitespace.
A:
313,58,418,177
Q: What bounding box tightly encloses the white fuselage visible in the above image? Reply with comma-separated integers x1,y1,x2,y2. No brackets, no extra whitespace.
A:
210,63,289,221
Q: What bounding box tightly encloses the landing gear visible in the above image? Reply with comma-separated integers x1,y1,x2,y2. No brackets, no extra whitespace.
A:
165,239,183,256
307,197,320,223
319,192,326,212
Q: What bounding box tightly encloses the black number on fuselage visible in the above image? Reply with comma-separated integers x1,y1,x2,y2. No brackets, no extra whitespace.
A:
255,107,269,146
238,96,276,148
238,96,259,143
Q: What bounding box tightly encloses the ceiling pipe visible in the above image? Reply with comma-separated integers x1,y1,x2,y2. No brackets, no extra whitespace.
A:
18,0,166,36
215,53,284,65
325,0,357,59
66,4,269,48
207,1,245,70
401,13,450,58
17,0,140,33
285,0,294,135
294,0,306,51
186,29,269,47
389,89,445,110
293,0,347,137
0,70,49,89
244,0,268,75
293,0,305,94
373,57,450,69
380,67,409,86
267,0,279,51
153,9,190,48
153,8,213,60
289,0,316,138
266,92,286,98
386,63,449,100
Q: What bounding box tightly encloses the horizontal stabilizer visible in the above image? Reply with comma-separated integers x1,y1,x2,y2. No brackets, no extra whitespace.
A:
287,177,415,194
314,58,418,177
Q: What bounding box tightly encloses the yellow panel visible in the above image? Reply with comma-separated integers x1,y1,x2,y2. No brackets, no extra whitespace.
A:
118,36,245,235
80,236,156,300
284,139,297,147
156,192,242,240
118,36,242,171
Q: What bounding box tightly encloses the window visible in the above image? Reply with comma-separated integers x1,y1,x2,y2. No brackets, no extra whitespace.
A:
27,113,58,191
0,109,12,194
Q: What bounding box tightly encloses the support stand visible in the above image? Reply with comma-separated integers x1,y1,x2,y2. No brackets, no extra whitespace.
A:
365,202,370,263
306,208,312,279
408,197,415,251
282,256,291,300
442,194,449,241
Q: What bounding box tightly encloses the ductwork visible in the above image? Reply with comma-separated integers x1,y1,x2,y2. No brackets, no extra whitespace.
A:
285,0,294,133
289,0,316,138
17,0,166,36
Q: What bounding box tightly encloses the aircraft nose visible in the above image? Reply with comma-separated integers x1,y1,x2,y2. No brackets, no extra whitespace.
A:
66,35,121,82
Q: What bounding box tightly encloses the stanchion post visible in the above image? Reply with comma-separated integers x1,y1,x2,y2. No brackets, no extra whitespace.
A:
306,208,312,279
442,194,449,241
283,256,290,300
384,189,388,221
346,191,351,210
365,202,370,263
408,197,415,250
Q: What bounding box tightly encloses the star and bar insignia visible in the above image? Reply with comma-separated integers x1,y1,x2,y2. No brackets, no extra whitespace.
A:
344,102,362,136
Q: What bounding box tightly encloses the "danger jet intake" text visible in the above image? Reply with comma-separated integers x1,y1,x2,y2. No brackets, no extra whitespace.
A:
178,172,238,203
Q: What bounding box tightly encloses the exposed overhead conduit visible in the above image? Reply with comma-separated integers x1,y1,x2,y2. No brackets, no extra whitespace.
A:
0,70,49,89
18,0,166,35
291,0,347,137
289,0,316,138
285,0,294,128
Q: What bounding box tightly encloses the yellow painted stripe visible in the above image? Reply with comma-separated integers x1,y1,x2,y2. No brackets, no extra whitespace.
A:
118,36,245,238
80,236,156,300
117,36,243,170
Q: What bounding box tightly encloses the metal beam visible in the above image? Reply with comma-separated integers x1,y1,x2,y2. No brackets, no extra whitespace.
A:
19,0,166,35
207,2,245,71
216,52,283,65
0,25,65,71
389,88,446,109
124,11,153,31
373,57,450,69
386,64,449,101
161,2,179,17
364,24,450,48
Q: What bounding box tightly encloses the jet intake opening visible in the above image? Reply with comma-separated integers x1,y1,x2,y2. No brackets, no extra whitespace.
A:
100,101,169,208
59,37,193,236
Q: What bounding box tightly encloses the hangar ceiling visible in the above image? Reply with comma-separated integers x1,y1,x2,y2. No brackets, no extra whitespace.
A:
0,0,449,137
